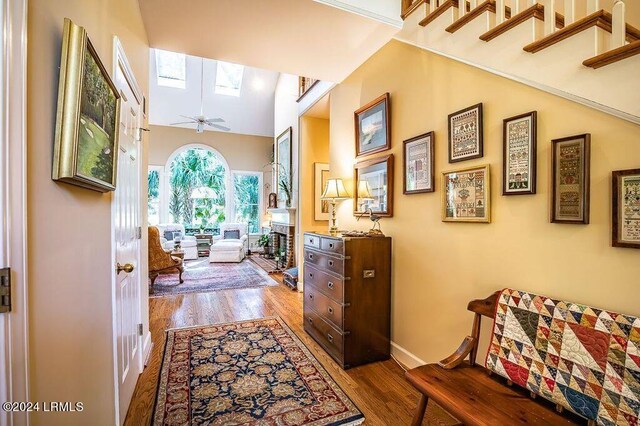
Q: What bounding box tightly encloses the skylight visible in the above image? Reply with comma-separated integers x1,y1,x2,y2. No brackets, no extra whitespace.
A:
215,61,244,97
155,49,186,89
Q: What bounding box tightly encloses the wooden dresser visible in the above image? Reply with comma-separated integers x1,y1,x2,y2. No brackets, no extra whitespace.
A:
302,232,391,369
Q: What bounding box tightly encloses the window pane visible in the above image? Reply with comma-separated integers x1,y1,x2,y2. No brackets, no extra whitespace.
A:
234,174,259,232
148,170,160,226
156,49,186,88
215,61,244,96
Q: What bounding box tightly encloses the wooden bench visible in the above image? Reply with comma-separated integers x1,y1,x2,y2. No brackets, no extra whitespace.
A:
405,290,639,425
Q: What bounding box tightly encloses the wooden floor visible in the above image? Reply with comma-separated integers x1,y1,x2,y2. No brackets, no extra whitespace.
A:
124,268,455,425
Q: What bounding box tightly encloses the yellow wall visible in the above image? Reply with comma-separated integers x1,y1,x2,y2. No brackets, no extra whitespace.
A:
329,40,640,365
27,0,149,424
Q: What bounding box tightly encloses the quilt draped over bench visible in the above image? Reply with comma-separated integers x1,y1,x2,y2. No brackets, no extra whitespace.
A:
486,288,640,425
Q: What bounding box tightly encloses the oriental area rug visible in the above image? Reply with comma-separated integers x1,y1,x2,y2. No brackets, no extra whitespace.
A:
153,317,365,425
150,259,277,297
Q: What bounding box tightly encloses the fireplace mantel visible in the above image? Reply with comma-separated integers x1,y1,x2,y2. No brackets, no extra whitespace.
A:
268,208,296,226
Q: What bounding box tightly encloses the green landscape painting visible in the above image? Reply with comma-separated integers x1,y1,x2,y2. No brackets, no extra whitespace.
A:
76,48,118,184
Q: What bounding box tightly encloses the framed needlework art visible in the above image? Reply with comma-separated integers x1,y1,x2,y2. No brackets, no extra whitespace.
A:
503,111,537,195
551,134,591,224
442,164,491,223
354,154,394,217
355,93,390,158
448,103,483,163
612,168,640,249
403,132,435,194
314,163,330,221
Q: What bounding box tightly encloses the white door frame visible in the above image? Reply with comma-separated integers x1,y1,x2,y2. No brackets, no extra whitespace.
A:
0,0,29,425
111,36,148,425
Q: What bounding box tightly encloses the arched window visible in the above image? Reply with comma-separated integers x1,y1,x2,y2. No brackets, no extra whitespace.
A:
148,144,263,235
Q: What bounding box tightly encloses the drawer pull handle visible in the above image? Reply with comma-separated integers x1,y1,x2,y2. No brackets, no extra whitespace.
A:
309,294,314,300
309,253,313,259
327,334,333,343
329,243,334,248
308,317,313,324
309,238,314,244
328,260,334,267
328,307,334,314
327,282,334,289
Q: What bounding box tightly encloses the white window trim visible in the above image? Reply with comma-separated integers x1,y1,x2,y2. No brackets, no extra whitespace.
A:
231,170,264,235
155,49,186,89
214,61,244,97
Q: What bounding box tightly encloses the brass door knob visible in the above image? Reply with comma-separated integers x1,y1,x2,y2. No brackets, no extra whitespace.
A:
116,263,135,273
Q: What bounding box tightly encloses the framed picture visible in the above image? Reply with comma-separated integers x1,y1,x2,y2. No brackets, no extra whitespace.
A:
551,134,591,224
354,154,394,217
442,164,491,223
275,127,292,203
52,18,121,192
612,168,640,249
448,103,483,163
403,132,435,194
503,111,537,195
268,193,278,209
355,93,390,158
314,163,330,221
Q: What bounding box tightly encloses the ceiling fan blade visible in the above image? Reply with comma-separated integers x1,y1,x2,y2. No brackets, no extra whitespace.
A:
210,123,230,131
205,118,225,123
179,115,197,121
169,121,196,125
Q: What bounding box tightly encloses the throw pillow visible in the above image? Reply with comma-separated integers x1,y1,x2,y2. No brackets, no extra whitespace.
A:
224,230,241,240
163,230,175,241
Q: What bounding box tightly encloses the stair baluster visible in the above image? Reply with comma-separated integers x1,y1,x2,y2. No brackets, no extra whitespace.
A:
587,0,600,14
611,0,626,48
545,0,556,35
564,0,575,25
496,0,506,23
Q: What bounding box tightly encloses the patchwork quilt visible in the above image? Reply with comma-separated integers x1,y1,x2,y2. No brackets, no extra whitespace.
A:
486,288,640,425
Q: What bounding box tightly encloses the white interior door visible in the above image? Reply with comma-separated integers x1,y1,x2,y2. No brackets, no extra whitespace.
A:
113,48,142,423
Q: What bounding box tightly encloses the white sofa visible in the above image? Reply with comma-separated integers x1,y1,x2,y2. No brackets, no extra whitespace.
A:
209,223,248,263
156,223,198,260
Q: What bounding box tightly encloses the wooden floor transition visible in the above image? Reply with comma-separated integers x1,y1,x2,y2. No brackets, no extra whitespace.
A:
125,266,456,425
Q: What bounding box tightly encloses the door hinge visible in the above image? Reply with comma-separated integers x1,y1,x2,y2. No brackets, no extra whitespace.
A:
137,323,144,336
0,268,11,313
136,226,142,240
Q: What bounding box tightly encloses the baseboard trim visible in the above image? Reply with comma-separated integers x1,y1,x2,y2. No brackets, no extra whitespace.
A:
142,331,153,367
391,341,427,370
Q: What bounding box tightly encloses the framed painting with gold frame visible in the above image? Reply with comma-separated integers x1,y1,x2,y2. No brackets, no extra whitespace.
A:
53,18,121,192
441,164,491,223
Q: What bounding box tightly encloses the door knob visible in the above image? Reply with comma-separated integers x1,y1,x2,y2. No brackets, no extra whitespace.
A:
117,263,135,273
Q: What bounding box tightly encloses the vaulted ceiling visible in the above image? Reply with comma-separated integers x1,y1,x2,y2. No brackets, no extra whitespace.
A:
138,0,400,83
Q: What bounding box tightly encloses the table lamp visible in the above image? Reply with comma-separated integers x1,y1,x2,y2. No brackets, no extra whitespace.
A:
321,178,350,235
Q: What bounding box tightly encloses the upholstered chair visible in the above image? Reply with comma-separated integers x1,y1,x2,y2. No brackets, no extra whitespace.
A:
156,223,199,260
148,226,184,286
209,223,248,263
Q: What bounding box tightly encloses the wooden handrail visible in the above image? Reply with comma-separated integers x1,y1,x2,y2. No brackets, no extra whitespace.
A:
296,77,319,103
480,4,563,42
583,39,640,69
401,0,427,20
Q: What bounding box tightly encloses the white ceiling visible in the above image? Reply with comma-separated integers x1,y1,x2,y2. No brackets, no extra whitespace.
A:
148,49,279,137
139,0,400,83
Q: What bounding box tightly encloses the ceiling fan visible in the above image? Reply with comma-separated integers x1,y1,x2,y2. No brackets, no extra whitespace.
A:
170,58,230,133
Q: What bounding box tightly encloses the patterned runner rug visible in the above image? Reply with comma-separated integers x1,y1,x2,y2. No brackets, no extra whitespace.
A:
154,317,365,425
150,259,278,297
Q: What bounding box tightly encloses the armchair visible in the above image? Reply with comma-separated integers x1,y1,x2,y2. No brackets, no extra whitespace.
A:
156,223,198,260
209,223,248,263
148,226,184,286
214,223,248,243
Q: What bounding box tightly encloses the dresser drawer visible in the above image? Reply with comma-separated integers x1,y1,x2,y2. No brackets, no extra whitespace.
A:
305,249,344,276
304,249,321,267
303,307,344,363
305,284,344,330
321,237,344,255
304,265,345,303
304,234,321,249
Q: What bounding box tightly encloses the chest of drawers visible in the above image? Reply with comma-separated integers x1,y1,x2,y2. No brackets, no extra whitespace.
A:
303,232,391,369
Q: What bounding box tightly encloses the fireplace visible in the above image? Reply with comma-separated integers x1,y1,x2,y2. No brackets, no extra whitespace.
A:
268,208,296,269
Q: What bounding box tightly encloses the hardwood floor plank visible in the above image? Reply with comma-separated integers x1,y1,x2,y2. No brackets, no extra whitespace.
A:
125,275,456,425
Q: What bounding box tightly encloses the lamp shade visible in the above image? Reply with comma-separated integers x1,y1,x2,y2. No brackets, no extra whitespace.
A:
357,180,374,200
321,178,350,200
